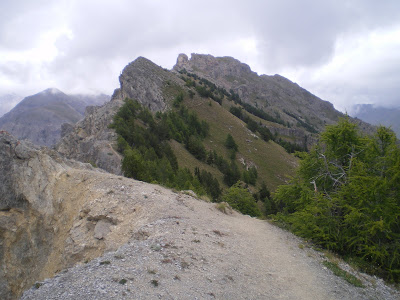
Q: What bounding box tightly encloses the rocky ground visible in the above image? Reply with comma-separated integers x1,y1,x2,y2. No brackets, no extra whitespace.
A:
1,119,399,300
20,175,399,300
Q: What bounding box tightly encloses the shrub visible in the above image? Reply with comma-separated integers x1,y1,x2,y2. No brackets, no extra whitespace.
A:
222,182,261,217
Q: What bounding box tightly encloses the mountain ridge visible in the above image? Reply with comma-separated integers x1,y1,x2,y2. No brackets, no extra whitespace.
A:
1,54,398,299
173,53,375,141
55,53,377,191
0,89,109,146
351,104,400,137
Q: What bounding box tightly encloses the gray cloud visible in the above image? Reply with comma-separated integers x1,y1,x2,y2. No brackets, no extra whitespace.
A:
245,0,400,70
0,0,399,113
0,0,60,50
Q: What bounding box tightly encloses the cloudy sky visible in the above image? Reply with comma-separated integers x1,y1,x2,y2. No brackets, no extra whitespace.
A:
1,0,400,116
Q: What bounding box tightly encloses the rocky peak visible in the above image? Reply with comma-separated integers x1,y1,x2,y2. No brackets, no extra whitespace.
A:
114,56,183,112
56,56,184,174
175,53,189,68
174,53,254,84
40,87,64,95
172,53,376,146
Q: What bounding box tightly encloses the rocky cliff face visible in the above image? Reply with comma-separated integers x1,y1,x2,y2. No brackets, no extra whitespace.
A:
56,99,124,175
115,57,182,112
56,53,375,175
56,57,184,175
173,53,375,145
0,131,166,299
0,131,89,299
173,54,338,127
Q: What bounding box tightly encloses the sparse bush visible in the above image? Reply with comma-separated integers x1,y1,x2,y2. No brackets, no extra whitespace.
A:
150,279,159,287
215,202,231,214
222,182,261,217
323,261,364,287
34,282,43,289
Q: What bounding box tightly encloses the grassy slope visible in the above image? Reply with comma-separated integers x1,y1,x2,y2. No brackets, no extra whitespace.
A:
176,91,297,192
169,140,225,186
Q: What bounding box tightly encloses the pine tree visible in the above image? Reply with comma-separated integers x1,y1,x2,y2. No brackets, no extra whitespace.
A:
273,118,400,282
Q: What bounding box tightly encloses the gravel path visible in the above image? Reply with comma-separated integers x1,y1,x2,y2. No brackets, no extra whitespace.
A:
21,178,399,300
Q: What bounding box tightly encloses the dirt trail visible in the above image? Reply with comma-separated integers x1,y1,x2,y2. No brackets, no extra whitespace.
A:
21,173,399,299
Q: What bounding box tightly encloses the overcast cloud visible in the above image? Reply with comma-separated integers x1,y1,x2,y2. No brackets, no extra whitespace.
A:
1,0,399,116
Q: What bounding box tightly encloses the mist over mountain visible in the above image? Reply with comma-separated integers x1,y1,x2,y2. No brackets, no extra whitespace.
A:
0,93,23,118
351,104,400,137
0,88,109,146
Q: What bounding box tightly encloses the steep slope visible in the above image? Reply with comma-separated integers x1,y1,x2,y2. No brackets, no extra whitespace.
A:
180,93,297,190
0,88,109,146
173,53,374,145
352,104,400,137
56,56,298,190
1,132,398,300
56,57,184,175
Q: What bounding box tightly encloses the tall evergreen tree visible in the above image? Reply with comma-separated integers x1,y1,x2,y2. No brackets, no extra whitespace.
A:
273,118,400,282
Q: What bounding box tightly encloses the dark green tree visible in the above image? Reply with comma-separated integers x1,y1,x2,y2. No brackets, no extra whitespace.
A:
273,118,400,282
225,133,238,152
242,166,258,185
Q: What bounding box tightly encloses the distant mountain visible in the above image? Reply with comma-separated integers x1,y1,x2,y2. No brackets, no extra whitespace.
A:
0,93,23,117
0,88,109,146
351,104,400,137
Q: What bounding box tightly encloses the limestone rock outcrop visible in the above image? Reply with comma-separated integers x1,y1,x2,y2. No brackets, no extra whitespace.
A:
173,53,375,145
0,131,91,299
56,57,184,175
0,131,152,299
56,99,124,175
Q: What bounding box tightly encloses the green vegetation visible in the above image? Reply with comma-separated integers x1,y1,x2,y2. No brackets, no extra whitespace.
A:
110,98,221,200
34,282,43,289
111,72,301,217
272,118,400,282
323,261,364,287
179,68,312,154
225,133,238,152
229,106,273,142
222,182,262,217
284,109,318,133
187,94,296,190
242,166,258,185
215,202,231,214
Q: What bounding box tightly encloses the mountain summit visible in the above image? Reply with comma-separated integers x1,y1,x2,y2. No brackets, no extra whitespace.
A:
0,89,109,146
173,53,374,140
56,53,374,178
